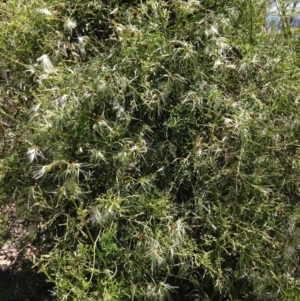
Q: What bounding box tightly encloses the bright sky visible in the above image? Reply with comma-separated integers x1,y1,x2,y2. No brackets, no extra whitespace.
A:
267,0,300,28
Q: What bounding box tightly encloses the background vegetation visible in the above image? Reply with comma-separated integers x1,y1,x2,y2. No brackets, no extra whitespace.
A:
1,0,300,300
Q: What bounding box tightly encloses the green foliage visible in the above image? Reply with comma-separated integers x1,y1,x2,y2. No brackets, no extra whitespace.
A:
1,0,300,300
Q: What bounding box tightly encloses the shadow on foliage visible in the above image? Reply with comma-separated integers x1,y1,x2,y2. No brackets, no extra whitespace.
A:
0,261,55,301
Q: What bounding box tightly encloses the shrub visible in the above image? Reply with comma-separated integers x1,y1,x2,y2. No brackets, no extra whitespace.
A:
1,0,300,300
